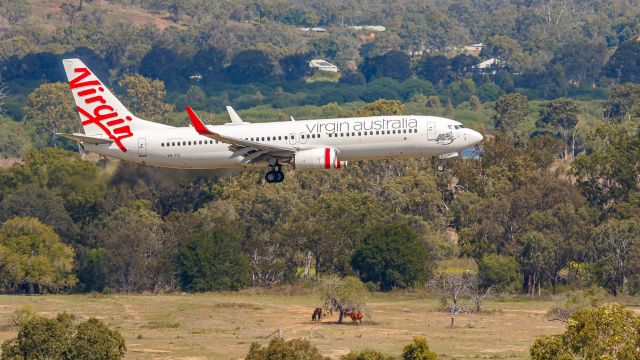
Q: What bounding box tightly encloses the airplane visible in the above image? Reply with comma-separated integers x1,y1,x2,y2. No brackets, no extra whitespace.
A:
57,59,483,183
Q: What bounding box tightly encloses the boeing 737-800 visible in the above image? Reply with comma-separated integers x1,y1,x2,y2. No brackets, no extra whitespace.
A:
57,59,483,183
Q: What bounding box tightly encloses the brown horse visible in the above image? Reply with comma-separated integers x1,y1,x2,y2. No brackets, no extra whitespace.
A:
344,311,363,325
312,307,323,321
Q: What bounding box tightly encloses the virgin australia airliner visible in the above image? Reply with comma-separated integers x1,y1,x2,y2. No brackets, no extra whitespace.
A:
57,59,483,183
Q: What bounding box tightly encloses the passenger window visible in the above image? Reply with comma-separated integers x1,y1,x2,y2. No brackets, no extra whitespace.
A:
376,131,379,135
161,143,164,147
291,135,295,139
278,136,282,140
352,132,355,136
285,136,288,140
317,134,321,138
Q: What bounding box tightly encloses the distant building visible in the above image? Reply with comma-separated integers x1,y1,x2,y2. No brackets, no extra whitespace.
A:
348,25,386,32
299,27,327,33
473,58,505,75
463,43,483,52
309,59,339,72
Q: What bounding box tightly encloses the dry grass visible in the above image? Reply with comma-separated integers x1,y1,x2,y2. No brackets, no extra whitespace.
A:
0,293,572,359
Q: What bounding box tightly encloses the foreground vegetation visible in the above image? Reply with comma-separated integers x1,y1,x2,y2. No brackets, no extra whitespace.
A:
0,293,565,359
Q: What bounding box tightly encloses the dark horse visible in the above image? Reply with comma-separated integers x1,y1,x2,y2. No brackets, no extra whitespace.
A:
312,307,323,321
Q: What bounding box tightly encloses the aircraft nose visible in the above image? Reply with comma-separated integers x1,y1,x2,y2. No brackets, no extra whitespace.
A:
470,130,483,145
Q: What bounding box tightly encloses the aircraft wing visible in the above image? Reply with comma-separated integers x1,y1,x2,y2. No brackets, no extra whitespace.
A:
185,106,296,162
55,133,114,145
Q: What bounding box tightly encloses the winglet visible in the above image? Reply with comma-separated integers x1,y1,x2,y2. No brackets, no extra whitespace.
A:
185,106,214,135
226,106,245,124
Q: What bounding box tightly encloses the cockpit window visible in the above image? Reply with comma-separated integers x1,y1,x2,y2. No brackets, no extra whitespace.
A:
459,125,465,128
454,125,460,129
448,125,453,129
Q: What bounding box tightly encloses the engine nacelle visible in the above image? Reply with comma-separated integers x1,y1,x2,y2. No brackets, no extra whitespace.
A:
294,147,347,170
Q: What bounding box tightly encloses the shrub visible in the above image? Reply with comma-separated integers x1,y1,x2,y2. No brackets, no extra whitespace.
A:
402,337,439,360
342,349,395,360
245,338,328,360
1,312,126,360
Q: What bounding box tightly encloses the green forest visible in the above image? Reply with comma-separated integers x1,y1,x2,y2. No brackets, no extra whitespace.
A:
0,0,639,299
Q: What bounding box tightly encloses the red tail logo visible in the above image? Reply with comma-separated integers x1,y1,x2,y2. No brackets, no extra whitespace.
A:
69,68,133,152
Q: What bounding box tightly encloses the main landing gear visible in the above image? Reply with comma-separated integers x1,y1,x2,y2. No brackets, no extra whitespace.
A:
265,165,285,183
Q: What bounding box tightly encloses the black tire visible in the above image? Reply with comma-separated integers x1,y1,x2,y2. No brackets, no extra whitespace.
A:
265,171,278,183
275,171,285,182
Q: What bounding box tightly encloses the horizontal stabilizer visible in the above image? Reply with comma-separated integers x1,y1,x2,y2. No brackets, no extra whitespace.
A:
55,133,114,145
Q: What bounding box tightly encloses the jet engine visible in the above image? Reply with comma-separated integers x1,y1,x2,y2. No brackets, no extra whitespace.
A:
294,147,347,169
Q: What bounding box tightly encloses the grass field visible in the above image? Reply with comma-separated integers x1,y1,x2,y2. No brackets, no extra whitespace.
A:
0,291,569,359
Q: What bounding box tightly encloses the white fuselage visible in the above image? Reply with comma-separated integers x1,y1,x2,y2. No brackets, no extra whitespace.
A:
83,115,482,169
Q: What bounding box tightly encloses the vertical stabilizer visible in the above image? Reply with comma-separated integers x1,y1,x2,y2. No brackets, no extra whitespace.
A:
62,58,170,152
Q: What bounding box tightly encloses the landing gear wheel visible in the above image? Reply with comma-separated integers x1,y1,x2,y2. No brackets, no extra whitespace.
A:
265,171,278,183
436,163,446,172
264,165,285,183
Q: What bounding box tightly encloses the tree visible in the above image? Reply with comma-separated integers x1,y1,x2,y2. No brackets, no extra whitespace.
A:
603,37,640,83
591,219,640,295
416,55,450,85
402,337,439,360
449,54,479,79
1,313,126,360
0,185,77,243
477,254,520,292
351,223,432,291
139,47,187,90
226,50,275,84
189,46,226,84
604,83,640,123
1,0,31,24
118,75,175,123
1,312,75,359
493,93,528,133
359,51,411,82
0,217,77,294
23,82,78,147
0,148,105,223
245,338,328,360
87,203,176,292
0,77,6,114
319,275,367,324
356,99,404,116
531,303,640,360
177,227,251,291
342,350,394,360
573,124,640,210
437,272,474,327
65,318,127,360
537,98,580,159
279,52,312,82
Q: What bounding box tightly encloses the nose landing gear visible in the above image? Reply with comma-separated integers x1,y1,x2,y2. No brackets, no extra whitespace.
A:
265,165,285,183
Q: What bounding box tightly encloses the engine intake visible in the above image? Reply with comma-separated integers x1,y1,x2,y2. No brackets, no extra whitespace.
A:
294,147,346,170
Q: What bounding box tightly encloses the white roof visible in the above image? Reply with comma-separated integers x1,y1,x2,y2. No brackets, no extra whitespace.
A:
474,58,503,69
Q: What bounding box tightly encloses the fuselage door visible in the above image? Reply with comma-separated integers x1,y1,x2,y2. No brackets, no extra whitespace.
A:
138,138,147,157
427,122,436,141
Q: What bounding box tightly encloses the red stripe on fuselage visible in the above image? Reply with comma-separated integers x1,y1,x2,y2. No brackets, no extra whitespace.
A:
325,148,330,169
